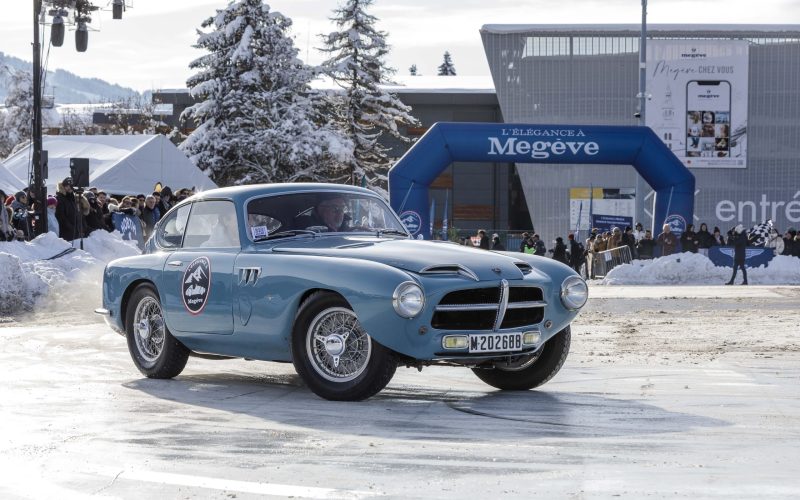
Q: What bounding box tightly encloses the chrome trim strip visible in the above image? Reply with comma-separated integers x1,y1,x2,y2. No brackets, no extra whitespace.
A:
419,264,480,282
94,308,110,316
506,300,547,309
493,279,509,332
435,303,499,312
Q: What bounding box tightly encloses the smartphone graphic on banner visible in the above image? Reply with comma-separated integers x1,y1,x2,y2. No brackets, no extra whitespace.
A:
685,80,731,158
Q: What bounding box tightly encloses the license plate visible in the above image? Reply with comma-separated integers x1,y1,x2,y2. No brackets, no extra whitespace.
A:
469,333,523,353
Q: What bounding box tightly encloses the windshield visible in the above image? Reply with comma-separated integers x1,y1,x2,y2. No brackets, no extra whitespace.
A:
245,191,408,240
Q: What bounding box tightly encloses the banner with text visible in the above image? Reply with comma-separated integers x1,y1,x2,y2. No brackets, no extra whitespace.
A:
646,39,749,169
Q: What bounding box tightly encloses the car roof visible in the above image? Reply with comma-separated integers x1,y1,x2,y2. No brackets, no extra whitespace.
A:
177,182,382,206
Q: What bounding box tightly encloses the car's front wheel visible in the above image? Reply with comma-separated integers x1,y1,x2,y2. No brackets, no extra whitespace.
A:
291,291,396,401
125,284,189,378
471,326,571,390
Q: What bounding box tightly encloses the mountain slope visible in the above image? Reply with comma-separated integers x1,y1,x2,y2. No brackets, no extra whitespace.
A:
0,51,140,105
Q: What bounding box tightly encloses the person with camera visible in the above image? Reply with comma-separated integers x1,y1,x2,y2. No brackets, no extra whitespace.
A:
56,177,83,241
10,191,33,240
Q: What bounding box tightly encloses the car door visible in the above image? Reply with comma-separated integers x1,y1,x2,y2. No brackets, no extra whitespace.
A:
160,200,239,335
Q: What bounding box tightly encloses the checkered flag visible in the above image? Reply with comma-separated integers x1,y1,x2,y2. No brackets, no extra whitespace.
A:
748,220,772,246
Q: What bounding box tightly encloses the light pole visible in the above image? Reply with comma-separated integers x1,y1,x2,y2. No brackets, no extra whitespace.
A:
635,0,650,232
32,0,46,236
30,0,126,237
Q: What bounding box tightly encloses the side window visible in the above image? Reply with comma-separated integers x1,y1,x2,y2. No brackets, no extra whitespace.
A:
155,204,191,249
183,200,240,249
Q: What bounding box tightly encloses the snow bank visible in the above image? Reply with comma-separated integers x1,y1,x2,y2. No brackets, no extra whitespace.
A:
0,231,140,316
602,252,800,285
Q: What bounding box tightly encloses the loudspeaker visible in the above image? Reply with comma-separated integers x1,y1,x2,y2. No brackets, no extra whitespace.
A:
113,0,124,19
69,158,90,188
51,18,65,46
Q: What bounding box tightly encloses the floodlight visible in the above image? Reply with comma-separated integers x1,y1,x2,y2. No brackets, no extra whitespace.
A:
113,0,124,20
76,22,88,52
51,15,65,46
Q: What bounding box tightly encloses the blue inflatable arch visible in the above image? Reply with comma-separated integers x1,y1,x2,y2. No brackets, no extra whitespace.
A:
389,122,695,239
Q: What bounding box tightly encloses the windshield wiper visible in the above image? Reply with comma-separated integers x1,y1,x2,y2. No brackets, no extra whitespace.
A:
376,228,410,238
254,230,317,242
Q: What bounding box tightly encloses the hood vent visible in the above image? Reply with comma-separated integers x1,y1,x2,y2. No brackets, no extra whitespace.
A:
514,262,533,275
419,264,479,282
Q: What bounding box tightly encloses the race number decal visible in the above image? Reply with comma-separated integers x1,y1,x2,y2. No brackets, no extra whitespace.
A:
182,257,211,315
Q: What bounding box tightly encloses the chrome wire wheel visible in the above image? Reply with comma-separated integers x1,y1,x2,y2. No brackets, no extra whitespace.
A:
305,307,372,383
133,296,166,364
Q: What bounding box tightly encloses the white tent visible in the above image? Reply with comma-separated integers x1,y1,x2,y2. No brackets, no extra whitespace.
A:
1,135,217,196
0,162,24,195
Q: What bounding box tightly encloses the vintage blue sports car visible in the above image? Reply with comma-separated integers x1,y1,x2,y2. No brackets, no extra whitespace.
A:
97,184,588,401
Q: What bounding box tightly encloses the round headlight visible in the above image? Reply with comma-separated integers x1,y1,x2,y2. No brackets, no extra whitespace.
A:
392,281,425,318
560,275,588,310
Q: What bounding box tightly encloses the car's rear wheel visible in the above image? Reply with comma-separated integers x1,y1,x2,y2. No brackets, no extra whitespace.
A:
291,291,396,401
471,326,571,390
125,284,189,378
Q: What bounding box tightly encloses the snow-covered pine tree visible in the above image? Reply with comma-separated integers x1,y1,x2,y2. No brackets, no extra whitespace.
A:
409,64,418,76
0,68,34,159
181,0,350,186
320,0,419,192
437,51,456,76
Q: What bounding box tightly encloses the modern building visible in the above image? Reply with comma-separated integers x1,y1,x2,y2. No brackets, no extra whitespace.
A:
481,24,800,242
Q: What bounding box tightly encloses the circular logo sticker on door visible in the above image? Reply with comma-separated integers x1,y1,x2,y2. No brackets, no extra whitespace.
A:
182,256,211,315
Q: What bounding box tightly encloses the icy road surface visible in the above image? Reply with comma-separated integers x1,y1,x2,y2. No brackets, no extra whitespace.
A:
1,285,799,499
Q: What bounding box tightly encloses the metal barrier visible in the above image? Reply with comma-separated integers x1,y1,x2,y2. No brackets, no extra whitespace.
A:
590,245,633,278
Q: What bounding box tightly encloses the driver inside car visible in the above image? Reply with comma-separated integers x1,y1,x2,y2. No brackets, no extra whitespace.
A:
296,194,351,232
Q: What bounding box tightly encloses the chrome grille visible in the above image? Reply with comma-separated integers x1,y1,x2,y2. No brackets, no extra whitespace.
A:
432,284,545,331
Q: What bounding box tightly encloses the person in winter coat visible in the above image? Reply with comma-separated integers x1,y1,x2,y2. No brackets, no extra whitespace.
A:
0,189,15,241
477,229,490,249
490,234,505,251
532,234,546,255
83,191,106,234
139,195,160,240
568,233,585,274
712,226,726,246
766,228,785,256
622,226,637,258
633,222,646,243
551,236,569,264
726,224,755,285
696,223,714,254
55,177,85,241
636,230,656,259
783,229,797,256
607,227,623,249
656,223,678,257
585,234,597,278
518,232,530,253
10,191,33,240
156,186,173,220
46,196,59,236
680,224,699,253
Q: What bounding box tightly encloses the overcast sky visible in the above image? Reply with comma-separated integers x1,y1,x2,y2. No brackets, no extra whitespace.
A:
1,0,799,92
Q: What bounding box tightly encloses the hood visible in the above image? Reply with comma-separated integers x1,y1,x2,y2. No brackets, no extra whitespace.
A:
270,236,549,281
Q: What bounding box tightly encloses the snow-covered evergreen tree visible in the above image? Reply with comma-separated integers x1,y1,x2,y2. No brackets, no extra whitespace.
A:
437,51,456,76
181,0,350,186
409,64,418,76
320,0,419,191
0,68,34,159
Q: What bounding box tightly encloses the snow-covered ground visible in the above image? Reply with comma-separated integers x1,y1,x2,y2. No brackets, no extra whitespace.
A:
601,252,800,285
0,231,139,317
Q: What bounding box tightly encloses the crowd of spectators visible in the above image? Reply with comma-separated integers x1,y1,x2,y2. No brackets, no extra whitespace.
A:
1,179,196,243
462,221,800,282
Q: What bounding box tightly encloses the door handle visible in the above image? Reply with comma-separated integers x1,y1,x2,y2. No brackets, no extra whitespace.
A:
167,260,183,267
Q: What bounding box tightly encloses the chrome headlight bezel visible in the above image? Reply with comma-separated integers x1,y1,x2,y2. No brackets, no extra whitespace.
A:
560,275,588,310
392,281,425,319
